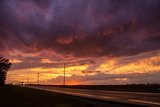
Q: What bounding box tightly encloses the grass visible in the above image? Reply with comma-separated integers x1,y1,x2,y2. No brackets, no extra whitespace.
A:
0,85,97,107
0,85,140,107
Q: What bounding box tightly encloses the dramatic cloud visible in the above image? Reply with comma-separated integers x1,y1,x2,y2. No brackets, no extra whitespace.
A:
0,0,160,58
0,0,160,84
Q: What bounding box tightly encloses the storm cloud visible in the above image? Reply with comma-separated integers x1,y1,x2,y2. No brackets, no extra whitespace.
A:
0,0,160,59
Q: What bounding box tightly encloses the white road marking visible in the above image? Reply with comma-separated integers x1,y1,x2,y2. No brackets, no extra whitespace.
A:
128,99,160,106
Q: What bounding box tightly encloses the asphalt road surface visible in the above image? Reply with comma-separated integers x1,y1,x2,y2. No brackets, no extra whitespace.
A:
28,85,160,107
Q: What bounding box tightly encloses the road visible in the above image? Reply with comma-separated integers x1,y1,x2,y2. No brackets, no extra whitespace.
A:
28,85,160,107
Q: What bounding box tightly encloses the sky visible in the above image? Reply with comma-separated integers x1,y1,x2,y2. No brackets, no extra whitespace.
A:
0,0,160,85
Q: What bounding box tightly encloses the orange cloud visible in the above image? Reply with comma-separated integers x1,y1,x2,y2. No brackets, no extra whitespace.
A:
41,59,54,63
10,59,22,64
6,51,160,85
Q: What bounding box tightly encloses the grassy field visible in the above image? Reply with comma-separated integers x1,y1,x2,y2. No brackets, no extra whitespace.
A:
37,84,160,93
0,85,139,107
0,85,93,107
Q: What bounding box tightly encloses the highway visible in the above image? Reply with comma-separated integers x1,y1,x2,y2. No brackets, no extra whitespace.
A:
28,85,160,107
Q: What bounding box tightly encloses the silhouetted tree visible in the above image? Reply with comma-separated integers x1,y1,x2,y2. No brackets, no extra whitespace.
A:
0,57,12,86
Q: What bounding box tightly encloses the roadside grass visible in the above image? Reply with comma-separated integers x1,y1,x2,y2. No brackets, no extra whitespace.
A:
0,85,95,107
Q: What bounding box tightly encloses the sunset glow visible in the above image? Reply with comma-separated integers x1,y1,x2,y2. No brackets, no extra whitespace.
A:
0,0,159,85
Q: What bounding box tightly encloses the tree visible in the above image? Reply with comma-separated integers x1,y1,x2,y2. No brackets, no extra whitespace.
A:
0,57,12,86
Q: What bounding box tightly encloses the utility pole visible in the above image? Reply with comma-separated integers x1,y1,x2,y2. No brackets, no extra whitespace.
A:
63,63,66,86
18,78,20,85
37,71,39,85
27,76,29,85
22,77,23,84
